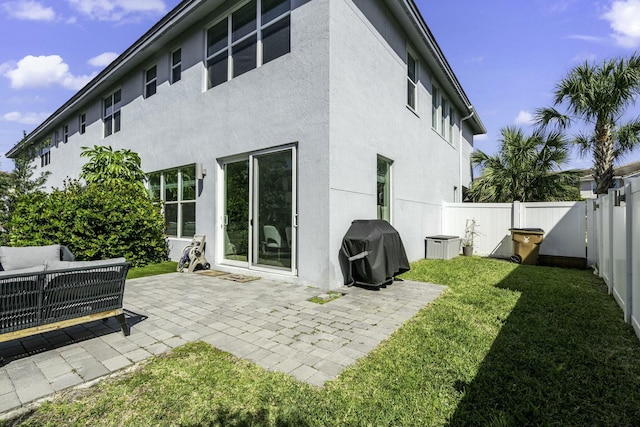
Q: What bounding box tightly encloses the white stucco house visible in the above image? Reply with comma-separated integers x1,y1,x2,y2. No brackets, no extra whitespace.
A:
579,160,640,199
7,0,485,290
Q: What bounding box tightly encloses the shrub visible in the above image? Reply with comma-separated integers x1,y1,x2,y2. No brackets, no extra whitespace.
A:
8,180,167,267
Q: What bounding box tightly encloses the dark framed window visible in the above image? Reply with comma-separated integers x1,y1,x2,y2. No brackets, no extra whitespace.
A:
104,89,121,137
145,65,157,98
79,113,86,134
206,0,291,89
171,48,182,83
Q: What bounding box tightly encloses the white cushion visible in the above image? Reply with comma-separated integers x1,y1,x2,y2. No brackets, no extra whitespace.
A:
45,258,126,270
0,245,60,271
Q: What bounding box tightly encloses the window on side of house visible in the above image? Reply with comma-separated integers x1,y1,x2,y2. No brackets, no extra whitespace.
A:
407,51,417,110
206,0,291,90
449,107,457,145
377,156,393,223
40,148,51,167
145,65,157,98
79,113,86,134
431,85,440,131
441,96,449,140
63,124,69,143
104,89,121,137
147,165,197,238
53,130,60,148
171,48,182,84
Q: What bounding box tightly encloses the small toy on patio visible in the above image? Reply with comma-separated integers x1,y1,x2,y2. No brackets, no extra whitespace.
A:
177,234,211,273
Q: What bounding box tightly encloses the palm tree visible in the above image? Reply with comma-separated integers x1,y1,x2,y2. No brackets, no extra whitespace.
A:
467,126,580,202
80,145,146,187
536,54,640,194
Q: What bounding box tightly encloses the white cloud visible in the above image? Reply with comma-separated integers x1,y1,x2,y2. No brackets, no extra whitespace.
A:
88,52,118,67
67,0,167,21
602,0,640,48
2,0,55,21
3,55,96,90
2,111,50,125
474,134,489,141
514,110,535,126
567,34,606,43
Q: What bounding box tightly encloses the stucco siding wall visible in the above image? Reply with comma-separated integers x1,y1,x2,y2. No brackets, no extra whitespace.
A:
37,0,332,288
327,0,468,284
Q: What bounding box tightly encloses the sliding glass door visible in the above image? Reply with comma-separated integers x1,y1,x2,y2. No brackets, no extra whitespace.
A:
221,146,296,273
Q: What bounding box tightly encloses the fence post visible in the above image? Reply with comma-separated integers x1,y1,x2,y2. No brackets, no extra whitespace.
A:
586,199,596,266
512,201,521,228
608,188,616,295
626,184,633,323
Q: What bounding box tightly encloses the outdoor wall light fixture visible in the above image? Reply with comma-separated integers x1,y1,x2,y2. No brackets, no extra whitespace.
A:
196,163,207,180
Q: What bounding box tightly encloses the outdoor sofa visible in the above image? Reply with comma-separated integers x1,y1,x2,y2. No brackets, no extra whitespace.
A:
0,244,131,344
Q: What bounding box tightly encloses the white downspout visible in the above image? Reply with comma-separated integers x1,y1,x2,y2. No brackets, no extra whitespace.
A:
459,106,475,202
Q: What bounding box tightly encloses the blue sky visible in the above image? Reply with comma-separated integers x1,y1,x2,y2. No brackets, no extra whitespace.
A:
1,0,640,173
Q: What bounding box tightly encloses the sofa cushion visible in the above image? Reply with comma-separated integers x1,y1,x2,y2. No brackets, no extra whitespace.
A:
45,257,126,271
0,245,60,271
0,265,44,277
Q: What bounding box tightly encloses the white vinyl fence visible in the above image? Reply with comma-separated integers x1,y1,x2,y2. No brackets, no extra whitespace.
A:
442,201,593,263
594,179,640,339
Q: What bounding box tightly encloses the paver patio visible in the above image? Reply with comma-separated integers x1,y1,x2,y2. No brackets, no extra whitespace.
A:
0,272,445,415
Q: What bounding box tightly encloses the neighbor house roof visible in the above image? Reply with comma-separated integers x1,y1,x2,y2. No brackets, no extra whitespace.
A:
7,0,486,158
579,159,640,181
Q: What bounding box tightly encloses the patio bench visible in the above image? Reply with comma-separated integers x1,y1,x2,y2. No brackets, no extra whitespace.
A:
0,245,131,344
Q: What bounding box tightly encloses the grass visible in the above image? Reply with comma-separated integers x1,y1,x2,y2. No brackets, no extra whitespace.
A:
5,257,640,426
126,261,178,279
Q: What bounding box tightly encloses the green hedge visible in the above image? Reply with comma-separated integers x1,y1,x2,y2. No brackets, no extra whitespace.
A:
8,180,167,267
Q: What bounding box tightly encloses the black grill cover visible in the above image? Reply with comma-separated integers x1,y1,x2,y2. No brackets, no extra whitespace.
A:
340,219,410,287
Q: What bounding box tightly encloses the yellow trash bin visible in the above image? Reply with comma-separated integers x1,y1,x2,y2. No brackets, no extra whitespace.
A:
509,228,544,265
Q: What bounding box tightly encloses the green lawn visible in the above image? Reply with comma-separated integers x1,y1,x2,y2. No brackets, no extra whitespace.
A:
5,257,640,426
126,261,178,279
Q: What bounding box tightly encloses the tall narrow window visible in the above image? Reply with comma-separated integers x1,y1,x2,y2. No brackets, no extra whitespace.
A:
407,51,417,110
377,156,392,223
441,97,449,140
262,0,291,64
53,130,60,148
79,113,86,134
40,148,50,167
432,86,440,130
145,65,157,98
206,0,291,89
104,89,121,137
449,108,456,144
63,124,69,143
171,48,182,83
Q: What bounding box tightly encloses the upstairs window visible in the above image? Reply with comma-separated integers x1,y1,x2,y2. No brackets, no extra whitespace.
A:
171,48,182,83
407,51,417,110
40,148,50,167
79,113,86,134
53,130,60,148
441,97,449,140
432,85,440,131
104,89,121,137
145,65,157,98
63,124,69,143
206,0,291,90
431,83,452,142
449,108,457,144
